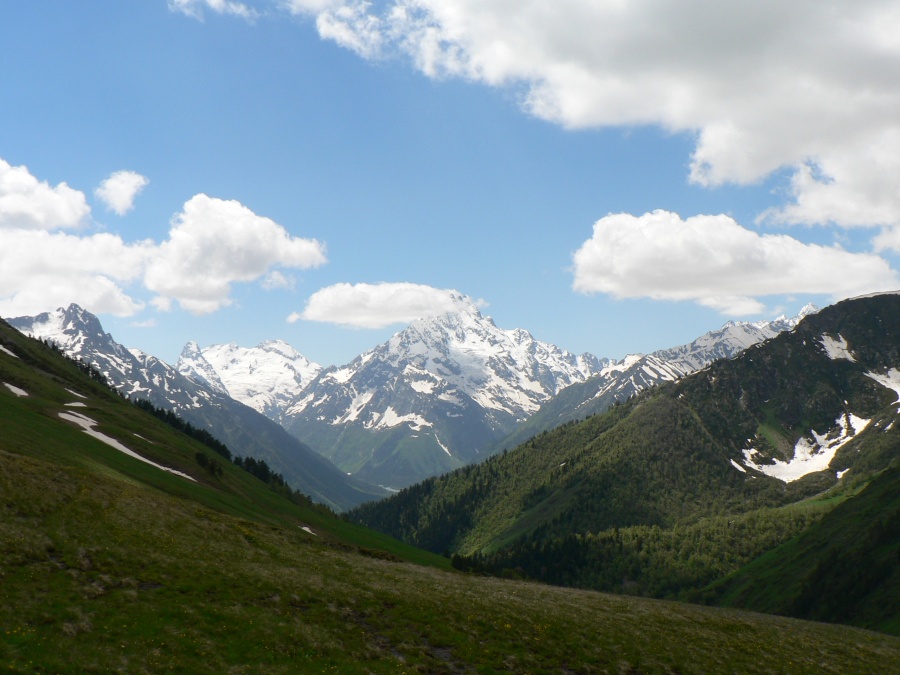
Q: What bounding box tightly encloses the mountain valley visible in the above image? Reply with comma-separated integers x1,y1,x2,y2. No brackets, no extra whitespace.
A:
4,312,898,671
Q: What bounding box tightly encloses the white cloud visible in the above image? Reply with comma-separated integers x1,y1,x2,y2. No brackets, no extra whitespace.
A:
287,0,900,227
0,229,151,318
0,159,328,319
144,194,327,314
169,0,260,20
294,282,483,328
0,159,89,230
95,170,149,216
571,210,899,315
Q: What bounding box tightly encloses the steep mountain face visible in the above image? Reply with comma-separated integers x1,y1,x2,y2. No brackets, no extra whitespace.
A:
494,305,818,452
177,340,322,420
280,308,607,488
6,305,384,510
349,294,900,598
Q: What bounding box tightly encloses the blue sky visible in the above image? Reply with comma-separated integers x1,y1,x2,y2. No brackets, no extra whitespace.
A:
2,1,899,367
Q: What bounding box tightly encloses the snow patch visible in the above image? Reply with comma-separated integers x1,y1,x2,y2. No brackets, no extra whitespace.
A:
819,334,856,362
368,406,431,431
333,390,374,425
326,367,354,384
64,401,87,408
0,345,19,359
437,391,464,406
3,382,28,397
743,414,870,482
730,459,747,473
66,388,87,399
299,526,317,536
433,432,452,457
409,379,437,394
866,369,900,409
58,411,196,482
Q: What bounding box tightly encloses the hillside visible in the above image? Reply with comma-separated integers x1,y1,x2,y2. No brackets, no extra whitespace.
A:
701,458,900,635
349,294,900,628
5,319,900,671
7,305,385,511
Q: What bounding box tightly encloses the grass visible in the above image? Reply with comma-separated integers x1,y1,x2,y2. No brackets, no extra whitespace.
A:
4,448,900,674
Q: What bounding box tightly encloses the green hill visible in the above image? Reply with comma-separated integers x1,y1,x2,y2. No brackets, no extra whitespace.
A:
5,316,900,671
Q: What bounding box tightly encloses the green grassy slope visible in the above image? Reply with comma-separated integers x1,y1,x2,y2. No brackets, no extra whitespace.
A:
5,318,900,671
0,318,444,563
702,459,900,635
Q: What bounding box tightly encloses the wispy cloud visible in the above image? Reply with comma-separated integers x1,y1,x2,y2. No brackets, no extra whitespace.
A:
169,0,261,21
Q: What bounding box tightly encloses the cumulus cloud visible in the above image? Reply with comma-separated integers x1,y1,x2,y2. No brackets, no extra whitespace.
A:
0,160,327,318
0,229,151,318
169,0,260,20
144,194,327,314
293,282,483,328
571,210,899,315
0,159,90,230
285,0,900,227
95,170,149,216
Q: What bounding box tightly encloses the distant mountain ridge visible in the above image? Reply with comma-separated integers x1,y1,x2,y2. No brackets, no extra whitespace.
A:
10,301,819,493
7,304,384,511
179,305,817,489
181,307,607,488
492,304,818,452
178,339,322,421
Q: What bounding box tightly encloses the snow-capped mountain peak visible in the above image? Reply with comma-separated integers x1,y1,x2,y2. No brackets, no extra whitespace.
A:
176,341,230,396
331,307,605,419
176,339,322,420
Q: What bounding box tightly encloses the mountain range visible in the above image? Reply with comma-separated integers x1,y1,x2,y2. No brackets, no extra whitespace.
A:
9,301,818,493
175,303,816,488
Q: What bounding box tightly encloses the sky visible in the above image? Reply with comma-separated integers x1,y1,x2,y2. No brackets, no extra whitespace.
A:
2,1,900,368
